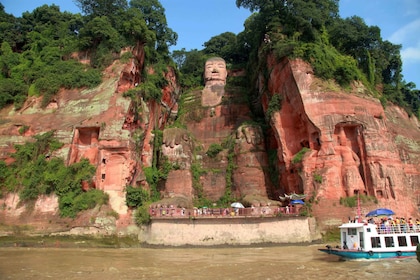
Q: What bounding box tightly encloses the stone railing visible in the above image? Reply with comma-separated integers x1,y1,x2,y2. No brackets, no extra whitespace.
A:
149,205,303,219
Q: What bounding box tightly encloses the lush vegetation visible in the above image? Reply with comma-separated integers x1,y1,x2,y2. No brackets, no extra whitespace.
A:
0,4,102,109
231,0,419,117
168,1,420,118
0,0,178,110
206,143,223,158
0,131,107,218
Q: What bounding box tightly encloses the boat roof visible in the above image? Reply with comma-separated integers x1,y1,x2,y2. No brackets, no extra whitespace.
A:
339,222,367,229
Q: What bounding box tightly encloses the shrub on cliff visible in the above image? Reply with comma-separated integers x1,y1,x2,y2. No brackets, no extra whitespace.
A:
293,43,364,87
1,131,107,218
206,143,223,158
125,185,150,208
292,147,311,164
59,189,109,218
134,202,152,225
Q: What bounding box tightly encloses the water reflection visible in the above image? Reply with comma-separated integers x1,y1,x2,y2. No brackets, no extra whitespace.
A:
0,245,419,279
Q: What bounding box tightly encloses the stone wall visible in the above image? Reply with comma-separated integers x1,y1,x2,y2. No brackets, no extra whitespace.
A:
141,217,319,246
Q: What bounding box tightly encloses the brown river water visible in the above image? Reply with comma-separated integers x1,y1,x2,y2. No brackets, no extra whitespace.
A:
0,245,419,280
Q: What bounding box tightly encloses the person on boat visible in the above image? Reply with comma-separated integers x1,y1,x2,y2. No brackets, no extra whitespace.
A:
343,241,348,249
384,218,391,233
390,218,397,233
395,217,401,233
401,218,407,233
408,218,414,232
379,219,386,233
353,242,358,250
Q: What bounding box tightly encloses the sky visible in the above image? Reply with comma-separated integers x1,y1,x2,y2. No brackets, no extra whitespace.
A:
2,0,419,87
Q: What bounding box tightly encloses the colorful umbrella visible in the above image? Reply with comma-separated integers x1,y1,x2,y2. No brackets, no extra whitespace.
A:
231,202,245,208
291,199,304,205
365,208,395,217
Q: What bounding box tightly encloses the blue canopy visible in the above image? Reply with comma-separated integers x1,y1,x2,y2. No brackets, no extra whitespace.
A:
365,208,395,217
291,199,304,205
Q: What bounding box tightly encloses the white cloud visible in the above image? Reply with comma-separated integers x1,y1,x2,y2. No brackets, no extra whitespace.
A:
389,19,420,44
401,44,420,63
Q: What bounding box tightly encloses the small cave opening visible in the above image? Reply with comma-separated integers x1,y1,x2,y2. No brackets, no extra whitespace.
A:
77,127,100,145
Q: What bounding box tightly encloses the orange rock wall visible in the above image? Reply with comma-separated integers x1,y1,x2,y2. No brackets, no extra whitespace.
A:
1,44,419,234
264,56,420,222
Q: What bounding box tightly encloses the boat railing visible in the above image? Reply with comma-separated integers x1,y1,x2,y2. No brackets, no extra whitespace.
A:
376,224,420,234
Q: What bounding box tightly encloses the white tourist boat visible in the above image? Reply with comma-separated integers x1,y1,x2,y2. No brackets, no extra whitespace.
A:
319,221,420,260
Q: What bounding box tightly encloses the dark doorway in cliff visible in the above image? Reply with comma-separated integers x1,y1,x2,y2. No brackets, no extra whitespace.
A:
68,126,101,165
77,127,100,145
311,132,321,151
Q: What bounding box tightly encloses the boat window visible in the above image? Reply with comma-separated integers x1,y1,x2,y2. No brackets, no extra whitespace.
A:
398,236,407,247
410,235,419,246
371,237,381,248
348,228,357,236
366,228,371,233
359,232,364,249
384,236,394,247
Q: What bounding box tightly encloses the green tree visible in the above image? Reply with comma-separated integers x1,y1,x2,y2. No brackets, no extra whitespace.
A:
0,42,20,78
203,32,237,62
236,0,339,41
120,8,156,45
171,48,208,88
0,78,28,109
78,15,122,67
78,16,120,51
402,82,420,116
125,185,150,207
0,4,23,50
130,0,177,53
328,16,382,83
74,0,128,18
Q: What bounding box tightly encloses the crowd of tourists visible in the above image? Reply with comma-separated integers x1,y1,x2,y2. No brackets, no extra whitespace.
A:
371,217,420,234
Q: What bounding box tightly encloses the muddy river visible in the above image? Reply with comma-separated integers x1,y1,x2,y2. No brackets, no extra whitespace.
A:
0,245,419,279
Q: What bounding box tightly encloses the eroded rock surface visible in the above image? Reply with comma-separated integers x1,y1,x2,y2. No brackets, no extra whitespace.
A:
263,56,420,225
0,49,419,234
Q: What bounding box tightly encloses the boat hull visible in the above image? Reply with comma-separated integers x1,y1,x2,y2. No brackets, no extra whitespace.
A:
319,248,416,260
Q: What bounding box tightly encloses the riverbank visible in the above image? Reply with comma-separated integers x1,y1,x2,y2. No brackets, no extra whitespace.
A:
0,216,325,248
0,234,141,248
0,234,327,250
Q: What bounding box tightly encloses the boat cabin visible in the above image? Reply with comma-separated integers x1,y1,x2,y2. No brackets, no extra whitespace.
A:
340,222,420,253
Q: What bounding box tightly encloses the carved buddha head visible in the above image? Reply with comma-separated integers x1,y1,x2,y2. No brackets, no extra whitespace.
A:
204,57,227,85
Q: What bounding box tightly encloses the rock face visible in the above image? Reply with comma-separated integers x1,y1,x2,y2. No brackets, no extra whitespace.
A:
160,57,276,206
0,48,419,234
0,43,179,232
262,56,420,225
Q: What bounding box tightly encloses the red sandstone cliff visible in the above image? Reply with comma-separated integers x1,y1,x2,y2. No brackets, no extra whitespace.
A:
0,43,179,233
0,47,419,234
262,56,420,227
